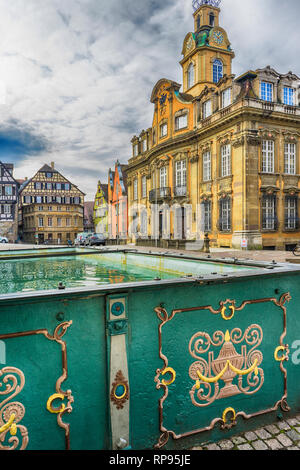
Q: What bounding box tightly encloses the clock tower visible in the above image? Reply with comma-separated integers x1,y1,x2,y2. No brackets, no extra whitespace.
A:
181,0,235,96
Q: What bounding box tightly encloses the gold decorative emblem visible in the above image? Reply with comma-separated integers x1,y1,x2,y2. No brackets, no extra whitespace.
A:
110,370,129,409
154,293,291,449
189,326,264,407
0,367,28,450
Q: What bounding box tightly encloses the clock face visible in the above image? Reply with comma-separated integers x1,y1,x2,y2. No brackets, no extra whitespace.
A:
213,30,224,45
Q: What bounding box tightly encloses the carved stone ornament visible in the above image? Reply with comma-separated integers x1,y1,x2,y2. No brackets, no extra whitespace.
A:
217,132,233,146
257,128,279,140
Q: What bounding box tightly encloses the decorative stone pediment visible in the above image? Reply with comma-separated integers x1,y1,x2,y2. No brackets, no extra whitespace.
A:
182,32,196,57
199,141,212,153
256,66,281,80
217,131,234,146
218,190,232,198
260,185,280,194
257,127,280,140
200,192,212,201
282,130,300,143
173,151,188,162
283,186,300,195
156,156,171,169
198,85,216,101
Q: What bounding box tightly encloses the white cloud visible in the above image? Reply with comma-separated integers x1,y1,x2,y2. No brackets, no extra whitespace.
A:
0,0,298,200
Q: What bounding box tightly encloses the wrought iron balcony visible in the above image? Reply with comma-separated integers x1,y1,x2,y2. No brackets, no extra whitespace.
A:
149,187,171,203
174,186,187,197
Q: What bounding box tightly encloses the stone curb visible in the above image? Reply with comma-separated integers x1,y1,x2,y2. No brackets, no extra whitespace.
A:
191,415,300,450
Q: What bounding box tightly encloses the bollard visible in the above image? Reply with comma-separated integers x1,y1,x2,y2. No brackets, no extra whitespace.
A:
204,233,210,253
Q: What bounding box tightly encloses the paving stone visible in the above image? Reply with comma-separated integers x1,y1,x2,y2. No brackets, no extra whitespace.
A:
276,433,293,447
205,443,221,450
252,440,269,450
265,424,280,435
218,440,235,450
286,418,300,426
236,443,253,450
232,436,246,445
244,431,258,442
277,421,291,431
287,429,300,442
255,428,272,440
266,439,283,450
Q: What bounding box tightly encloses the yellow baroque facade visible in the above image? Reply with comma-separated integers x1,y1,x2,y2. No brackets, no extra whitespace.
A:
127,0,300,251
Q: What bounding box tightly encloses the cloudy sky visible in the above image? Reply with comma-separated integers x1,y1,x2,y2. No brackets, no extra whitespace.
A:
0,0,299,200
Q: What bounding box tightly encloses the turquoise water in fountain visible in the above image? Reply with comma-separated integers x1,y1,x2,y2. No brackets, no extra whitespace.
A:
0,251,257,295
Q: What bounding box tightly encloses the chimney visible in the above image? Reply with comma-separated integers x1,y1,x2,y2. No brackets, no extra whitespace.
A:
51,162,55,169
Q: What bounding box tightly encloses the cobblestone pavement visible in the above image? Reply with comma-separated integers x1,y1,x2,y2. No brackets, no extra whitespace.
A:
191,416,300,450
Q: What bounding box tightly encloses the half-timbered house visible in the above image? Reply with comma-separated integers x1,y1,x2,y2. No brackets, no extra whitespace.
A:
0,161,19,242
19,162,85,244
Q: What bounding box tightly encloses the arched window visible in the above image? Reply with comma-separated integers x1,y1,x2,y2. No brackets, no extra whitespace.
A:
213,59,223,83
196,15,201,29
209,13,215,27
187,63,195,89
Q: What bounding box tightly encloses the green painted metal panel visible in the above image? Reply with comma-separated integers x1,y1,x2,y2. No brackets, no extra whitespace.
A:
0,294,108,450
1,249,300,450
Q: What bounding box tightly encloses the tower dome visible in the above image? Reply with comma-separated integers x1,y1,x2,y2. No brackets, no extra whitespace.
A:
192,0,221,11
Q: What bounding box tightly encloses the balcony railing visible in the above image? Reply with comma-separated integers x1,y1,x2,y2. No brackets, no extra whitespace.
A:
174,186,187,197
149,187,171,203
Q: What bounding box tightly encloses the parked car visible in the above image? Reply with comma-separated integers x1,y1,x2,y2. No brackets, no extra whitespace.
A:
87,233,106,246
0,236,8,243
75,233,91,246
83,233,94,246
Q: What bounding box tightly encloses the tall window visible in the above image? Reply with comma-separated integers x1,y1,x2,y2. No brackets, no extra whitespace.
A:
133,179,138,200
260,81,273,102
38,217,44,228
209,13,215,26
203,151,211,181
142,139,147,152
285,196,298,230
262,195,277,230
4,185,13,196
221,144,231,177
187,63,195,89
202,200,211,232
203,99,212,119
153,129,156,145
213,60,223,84
141,176,147,199
262,140,274,173
175,114,188,130
175,160,187,193
219,198,231,231
133,143,139,157
283,87,295,106
221,88,232,108
284,142,296,174
196,15,201,29
160,166,167,188
160,123,168,138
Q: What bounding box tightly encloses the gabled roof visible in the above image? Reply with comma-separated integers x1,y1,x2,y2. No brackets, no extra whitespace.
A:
98,182,108,201
19,163,85,195
0,161,19,185
39,164,58,173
